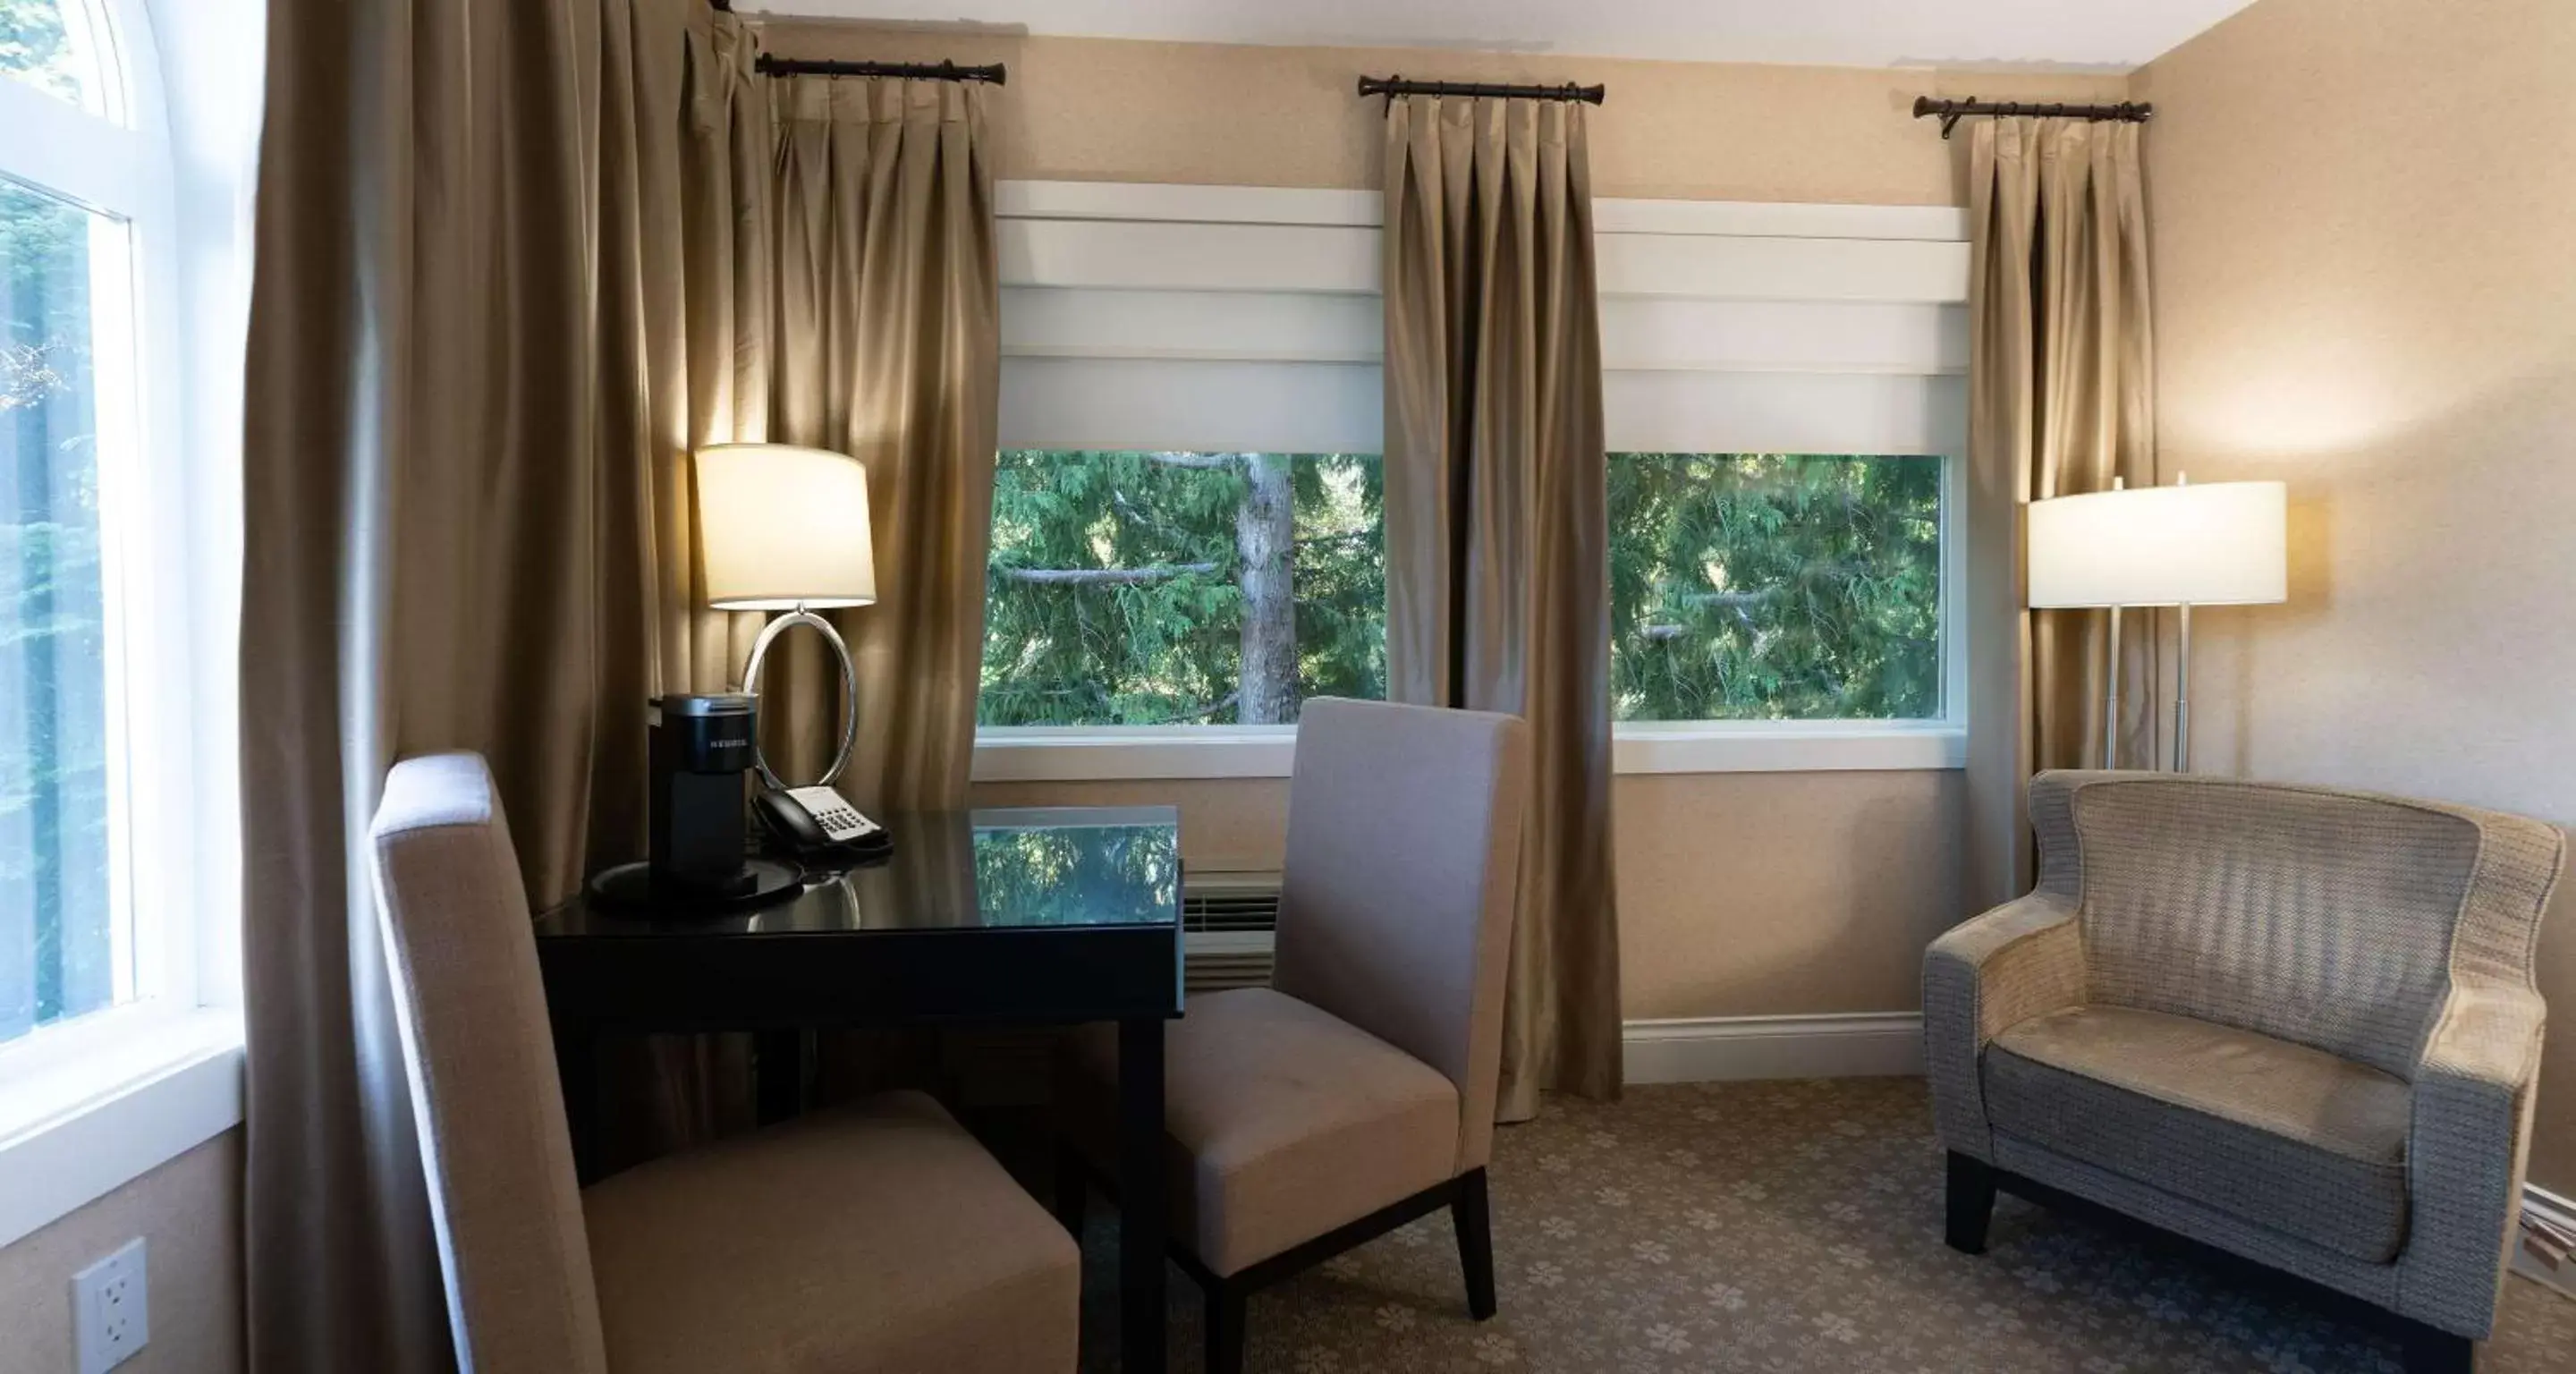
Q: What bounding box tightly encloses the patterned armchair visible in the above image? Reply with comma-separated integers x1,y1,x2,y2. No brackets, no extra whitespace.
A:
1926,771,2563,1374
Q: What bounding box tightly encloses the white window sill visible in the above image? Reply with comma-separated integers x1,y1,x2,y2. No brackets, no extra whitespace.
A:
0,1009,246,1249
972,720,1965,783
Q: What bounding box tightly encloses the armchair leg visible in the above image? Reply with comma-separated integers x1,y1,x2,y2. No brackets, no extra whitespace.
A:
1452,1167,1497,1319
2397,1319,2476,1374
1945,1151,1996,1255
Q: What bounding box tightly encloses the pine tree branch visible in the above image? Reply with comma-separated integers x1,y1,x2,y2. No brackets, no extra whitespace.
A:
1679,588,1784,610
996,563,1218,586
1144,452,1241,471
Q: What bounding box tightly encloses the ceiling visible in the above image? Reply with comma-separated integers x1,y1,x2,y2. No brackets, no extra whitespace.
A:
743,0,2262,72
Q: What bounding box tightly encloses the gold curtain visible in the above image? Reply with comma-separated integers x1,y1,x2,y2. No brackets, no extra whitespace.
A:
238,0,996,1365
1381,95,1623,1121
1962,117,2157,910
750,73,998,814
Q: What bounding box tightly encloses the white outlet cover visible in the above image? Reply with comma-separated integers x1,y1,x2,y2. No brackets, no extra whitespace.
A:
72,1237,149,1374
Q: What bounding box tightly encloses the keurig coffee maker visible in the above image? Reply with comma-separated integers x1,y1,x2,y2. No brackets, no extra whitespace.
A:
589,692,800,912
648,693,758,895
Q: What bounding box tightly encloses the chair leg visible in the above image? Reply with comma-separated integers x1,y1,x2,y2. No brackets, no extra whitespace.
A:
1205,1279,1248,1374
1945,1151,1996,1255
1452,1167,1498,1320
2398,1319,2476,1374
1051,1140,1088,1241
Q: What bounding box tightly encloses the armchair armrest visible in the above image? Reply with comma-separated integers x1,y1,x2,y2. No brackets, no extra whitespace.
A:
2394,981,2548,1336
1922,893,2085,1160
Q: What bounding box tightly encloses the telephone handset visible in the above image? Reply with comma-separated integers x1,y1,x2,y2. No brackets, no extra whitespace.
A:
753,784,889,857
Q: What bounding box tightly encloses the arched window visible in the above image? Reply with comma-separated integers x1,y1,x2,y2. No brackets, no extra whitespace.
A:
0,0,184,1048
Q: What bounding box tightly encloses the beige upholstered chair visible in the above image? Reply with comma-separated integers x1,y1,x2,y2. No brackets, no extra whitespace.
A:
369,751,1079,1374
1055,698,1530,1374
1927,770,2563,1374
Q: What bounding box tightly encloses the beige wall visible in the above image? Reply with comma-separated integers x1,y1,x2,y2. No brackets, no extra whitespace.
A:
2137,0,2576,1193
0,1132,244,1374
758,21,2127,203
860,23,2116,1022
977,771,1965,1022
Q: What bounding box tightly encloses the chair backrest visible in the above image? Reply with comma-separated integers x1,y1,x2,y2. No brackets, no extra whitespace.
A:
2030,770,2564,1078
1272,698,1530,1173
369,752,608,1374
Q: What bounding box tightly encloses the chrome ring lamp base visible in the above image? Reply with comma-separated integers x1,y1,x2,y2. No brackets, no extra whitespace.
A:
740,603,860,792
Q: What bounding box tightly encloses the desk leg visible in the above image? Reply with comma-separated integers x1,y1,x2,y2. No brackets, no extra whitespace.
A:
555,1024,598,1184
755,1029,806,1125
1118,1016,1167,1374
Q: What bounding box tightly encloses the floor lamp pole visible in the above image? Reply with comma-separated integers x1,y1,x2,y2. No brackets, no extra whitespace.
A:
2173,600,2192,772
2103,603,2121,769
2099,476,2126,770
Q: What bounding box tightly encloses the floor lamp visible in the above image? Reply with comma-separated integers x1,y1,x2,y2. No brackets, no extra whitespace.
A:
2028,476,2287,771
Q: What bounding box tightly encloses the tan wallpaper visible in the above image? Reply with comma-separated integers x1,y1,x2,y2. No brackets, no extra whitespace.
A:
2137,0,2576,1192
755,21,2128,202
0,1132,243,1374
974,769,1964,1021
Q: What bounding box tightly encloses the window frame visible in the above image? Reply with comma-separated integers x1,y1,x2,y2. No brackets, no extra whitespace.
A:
0,0,245,1248
977,182,1969,781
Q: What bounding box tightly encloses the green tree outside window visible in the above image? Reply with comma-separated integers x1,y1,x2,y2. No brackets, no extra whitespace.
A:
979,450,1941,729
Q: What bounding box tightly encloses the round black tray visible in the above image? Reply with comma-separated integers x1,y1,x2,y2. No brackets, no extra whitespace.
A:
584,858,804,915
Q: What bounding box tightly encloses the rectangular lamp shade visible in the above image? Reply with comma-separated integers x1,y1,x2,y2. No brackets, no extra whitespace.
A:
696,443,877,610
2027,480,2287,608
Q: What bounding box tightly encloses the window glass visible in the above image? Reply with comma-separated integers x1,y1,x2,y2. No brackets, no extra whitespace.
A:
981,450,1385,726
1,177,122,1043
1609,453,1943,722
0,0,108,116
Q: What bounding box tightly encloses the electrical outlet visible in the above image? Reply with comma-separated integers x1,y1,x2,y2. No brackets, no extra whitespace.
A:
72,1237,149,1374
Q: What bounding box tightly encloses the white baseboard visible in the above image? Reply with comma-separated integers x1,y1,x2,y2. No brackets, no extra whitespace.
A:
1623,1012,1924,1085
2519,1183,2575,1302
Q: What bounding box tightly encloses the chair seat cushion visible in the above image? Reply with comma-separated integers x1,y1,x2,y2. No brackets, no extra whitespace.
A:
1984,1005,2412,1264
582,1090,1077,1374
1063,987,1462,1276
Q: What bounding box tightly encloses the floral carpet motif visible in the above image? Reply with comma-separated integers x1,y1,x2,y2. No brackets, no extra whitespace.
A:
1072,1077,2576,1372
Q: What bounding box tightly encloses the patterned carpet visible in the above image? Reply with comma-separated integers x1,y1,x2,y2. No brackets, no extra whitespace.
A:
1068,1077,2576,1372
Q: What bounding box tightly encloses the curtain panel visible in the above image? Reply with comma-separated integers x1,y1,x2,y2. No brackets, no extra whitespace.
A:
238,0,996,1365
1380,94,1623,1121
1961,117,2157,911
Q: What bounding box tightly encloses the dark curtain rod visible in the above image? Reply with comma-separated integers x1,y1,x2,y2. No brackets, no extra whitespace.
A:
753,54,1006,83
1358,74,1606,106
707,2,1004,83
1912,96,2153,139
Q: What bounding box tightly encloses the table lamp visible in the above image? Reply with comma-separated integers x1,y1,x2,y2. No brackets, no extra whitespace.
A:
2027,476,2286,771
696,442,877,789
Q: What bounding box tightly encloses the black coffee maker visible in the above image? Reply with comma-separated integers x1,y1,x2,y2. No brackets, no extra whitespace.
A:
589,692,797,911
647,693,759,896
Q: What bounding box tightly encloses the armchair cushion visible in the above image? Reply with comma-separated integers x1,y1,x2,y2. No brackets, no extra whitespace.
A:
1986,1005,2411,1263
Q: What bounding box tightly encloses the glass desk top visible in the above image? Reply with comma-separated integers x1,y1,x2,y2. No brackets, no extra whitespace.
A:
536,805,1182,937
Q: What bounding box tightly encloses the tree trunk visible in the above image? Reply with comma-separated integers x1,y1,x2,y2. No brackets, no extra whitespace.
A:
1234,454,1298,725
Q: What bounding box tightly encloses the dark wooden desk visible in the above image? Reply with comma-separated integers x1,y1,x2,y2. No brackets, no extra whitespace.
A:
536,806,1183,1374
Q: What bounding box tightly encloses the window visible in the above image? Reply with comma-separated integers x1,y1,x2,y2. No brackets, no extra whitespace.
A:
3,0,141,1049
1609,453,1945,723
981,450,1384,726
2,0,112,115
2,177,123,1043
2,0,252,1247
978,182,1968,779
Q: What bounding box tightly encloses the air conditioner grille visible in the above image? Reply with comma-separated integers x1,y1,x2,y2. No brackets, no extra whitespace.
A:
1182,873,1281,994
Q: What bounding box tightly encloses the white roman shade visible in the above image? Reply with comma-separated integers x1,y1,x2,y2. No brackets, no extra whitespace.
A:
994,182,1970,458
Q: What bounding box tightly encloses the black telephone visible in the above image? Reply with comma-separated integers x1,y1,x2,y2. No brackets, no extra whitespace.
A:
753,785,891,859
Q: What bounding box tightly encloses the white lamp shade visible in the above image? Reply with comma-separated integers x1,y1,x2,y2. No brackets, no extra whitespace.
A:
696,443,878,610
2027,480,2287,608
